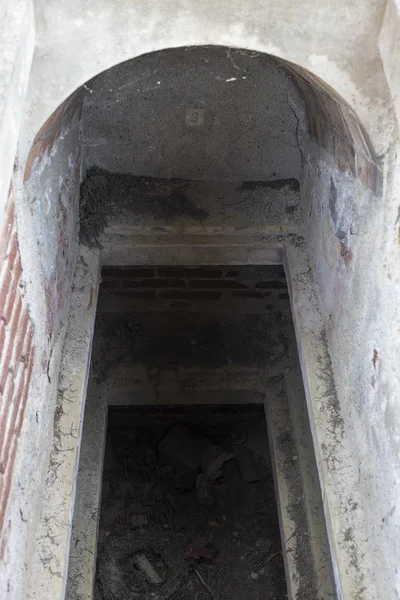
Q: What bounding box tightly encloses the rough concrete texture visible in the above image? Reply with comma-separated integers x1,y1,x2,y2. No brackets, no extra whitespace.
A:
285,237,380,599
81,48,302,181
265,378,320,600
80,168,301,248
25,247,100,600
284,370,336,599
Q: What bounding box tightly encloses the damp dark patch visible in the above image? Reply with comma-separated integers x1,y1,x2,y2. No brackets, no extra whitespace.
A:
329,178,346,240
240,179,300,193
79,167,210,247
276,423,319,600
329,178,338,225
92,312,293,383
227,179,301,224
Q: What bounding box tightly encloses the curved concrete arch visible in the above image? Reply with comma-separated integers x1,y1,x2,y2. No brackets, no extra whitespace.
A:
22,0,391,160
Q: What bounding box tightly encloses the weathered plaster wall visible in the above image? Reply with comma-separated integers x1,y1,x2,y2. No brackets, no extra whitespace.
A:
0,91,84,598
299,81,400,596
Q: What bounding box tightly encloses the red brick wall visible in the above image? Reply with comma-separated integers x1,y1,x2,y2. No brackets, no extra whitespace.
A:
0,194,35,536
98,265,289,313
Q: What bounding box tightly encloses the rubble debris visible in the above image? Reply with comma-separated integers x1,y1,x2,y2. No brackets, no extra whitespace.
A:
174,513,190,530
249,538,273,571
101,504,121,530
158,423,211,471
214,483,228,494
132,552,163,584
166,493,184,513
153,485,165,503
130,513,148,529
142,481,156,499
201,445,234,480
194,567,218,598
185,542,218,566
237,447,261,483
208,520,219,527
96,411,287,600
130,503,148,515
196,473,215,506
173,469,195,491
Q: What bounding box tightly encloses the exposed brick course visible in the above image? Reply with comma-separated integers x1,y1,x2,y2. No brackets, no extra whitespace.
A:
0,196,35,533
255,281,286,289
122,278,185,289
157,267,223,278
103,267,155,279
159,290,222,301
189,280,247,289
99,265,290,314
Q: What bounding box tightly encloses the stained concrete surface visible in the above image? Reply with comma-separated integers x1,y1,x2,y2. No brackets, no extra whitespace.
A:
81,48,303,182
92,312,292,379
80,168,301,248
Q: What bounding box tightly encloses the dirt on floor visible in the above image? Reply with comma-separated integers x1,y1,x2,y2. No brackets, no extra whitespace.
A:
95,406,287,600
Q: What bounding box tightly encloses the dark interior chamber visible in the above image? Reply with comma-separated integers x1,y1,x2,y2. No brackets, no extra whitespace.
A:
92,265,294,599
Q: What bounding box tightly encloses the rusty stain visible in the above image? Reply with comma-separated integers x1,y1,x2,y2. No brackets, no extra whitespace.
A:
340,241,352,266
344,527,353,542
24,88,84,182
88,285,94,309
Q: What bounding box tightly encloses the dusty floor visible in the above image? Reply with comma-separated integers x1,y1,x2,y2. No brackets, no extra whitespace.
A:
95,405,287,600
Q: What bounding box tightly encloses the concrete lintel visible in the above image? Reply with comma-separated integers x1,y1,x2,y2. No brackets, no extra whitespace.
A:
284,237,376,599
100,236,284,266
26,247,100,600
